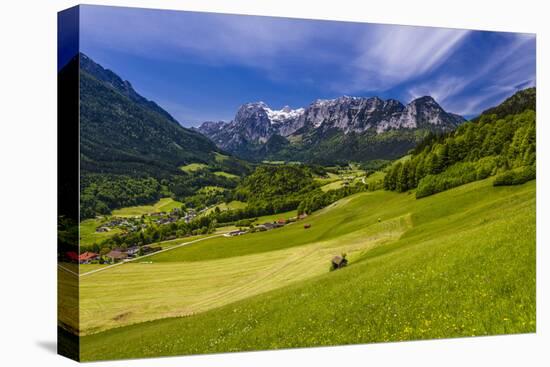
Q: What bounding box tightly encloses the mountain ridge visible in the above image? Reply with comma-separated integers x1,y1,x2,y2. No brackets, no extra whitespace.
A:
197,95,465,163
76,52,221,177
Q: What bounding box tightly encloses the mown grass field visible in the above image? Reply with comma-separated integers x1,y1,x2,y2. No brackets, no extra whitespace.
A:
111,197,183,217
80,179,535,360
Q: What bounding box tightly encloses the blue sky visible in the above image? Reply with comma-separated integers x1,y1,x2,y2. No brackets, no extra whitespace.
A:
78,5,536,126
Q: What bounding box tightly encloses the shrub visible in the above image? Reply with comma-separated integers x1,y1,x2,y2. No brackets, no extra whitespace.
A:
493,165,536,186
416,162,477,199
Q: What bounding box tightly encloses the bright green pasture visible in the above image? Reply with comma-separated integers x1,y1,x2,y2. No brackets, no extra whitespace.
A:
252,209,298,225
81,179,535,360
320,180,344,191
197,186,225,194
80,218,123,246
179,163,208,172
111,198,183,217
213,171,239,179
204,200,247,215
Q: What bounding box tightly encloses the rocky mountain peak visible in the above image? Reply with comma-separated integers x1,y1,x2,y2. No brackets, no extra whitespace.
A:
197,94,464,156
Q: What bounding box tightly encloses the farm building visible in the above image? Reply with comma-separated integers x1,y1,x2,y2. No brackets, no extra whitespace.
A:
259,222,277,230
331,255,348,270
225,230,247,237
78,251,99,264
106,249,128,262
126,246,140,257
142,245,162,254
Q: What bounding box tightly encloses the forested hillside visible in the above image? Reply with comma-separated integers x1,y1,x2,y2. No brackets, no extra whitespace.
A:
63,54,251,218
383,88,536,197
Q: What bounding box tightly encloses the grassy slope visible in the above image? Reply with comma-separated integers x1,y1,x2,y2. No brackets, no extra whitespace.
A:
111,197,183,217
179,163,208,172
204,200,247,215
80,179,535,360
80,218,123,246
213,171,239,179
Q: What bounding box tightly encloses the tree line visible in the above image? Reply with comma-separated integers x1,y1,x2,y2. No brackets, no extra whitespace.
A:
383,107,535,198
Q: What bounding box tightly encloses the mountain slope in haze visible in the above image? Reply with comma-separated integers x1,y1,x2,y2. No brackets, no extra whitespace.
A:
78,53,221,177
197,96,465,163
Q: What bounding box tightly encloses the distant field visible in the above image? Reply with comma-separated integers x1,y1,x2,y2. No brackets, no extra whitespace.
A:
253,209,298,225
314,172,340,185
365,170,385,185
204,200,247,215
214,152,229,162
213,171,239,179
198,186,225,194
320,180,344,192
80,179,536,360
80,218,123,246
111,198,183,217
179,163,208,172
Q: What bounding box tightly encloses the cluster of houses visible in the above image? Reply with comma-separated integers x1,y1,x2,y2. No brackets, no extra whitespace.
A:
65,245,162,265
96,208,199,234
223,213,310,237
96,217,145,233
151,208,198,225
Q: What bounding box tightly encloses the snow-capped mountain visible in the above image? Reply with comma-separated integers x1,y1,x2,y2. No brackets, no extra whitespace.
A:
197,95,465,162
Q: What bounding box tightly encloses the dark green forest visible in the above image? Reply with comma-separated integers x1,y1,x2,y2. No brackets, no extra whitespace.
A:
75,53,251,218
383,88,536,198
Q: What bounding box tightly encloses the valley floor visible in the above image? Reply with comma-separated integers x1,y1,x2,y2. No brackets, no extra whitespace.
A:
76,178,536,360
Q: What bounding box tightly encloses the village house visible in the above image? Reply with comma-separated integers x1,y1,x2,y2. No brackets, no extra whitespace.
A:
106,249,128,263
298,213,308,220
225,229,247,237
78,251,99,264
126,246,140,257
141,245,162,254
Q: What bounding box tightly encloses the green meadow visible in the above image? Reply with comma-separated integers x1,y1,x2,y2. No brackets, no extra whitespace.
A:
213,171,239,179
204,200,247,215
179,162,208,172
111,197,183,217
79,218,123,246
80,178,535,360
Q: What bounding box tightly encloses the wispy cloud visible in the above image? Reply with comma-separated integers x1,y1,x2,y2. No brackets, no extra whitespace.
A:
407,33,536,115
329,26,470,93
80,6,536,122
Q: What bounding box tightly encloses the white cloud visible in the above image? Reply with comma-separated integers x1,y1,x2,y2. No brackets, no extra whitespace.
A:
411,34,536,115
344,26,471,92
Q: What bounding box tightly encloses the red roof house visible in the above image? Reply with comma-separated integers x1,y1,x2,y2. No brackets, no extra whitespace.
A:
78,251,99,264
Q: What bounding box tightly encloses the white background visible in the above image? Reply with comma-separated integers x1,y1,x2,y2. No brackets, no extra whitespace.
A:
0,0,548,365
